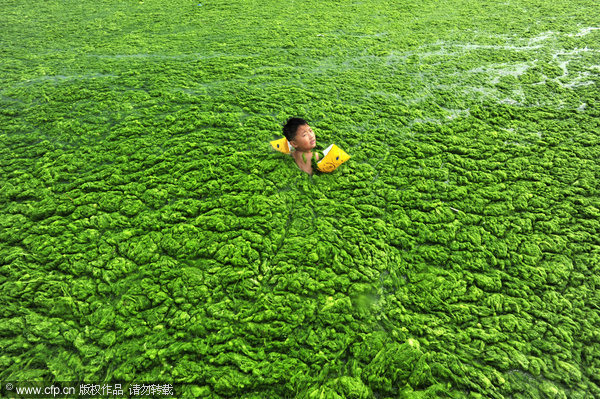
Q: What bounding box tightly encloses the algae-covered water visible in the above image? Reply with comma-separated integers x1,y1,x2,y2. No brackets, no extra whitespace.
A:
1,0,599,397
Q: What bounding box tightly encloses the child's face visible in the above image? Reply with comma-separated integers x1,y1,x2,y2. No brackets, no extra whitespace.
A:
291,124,316,151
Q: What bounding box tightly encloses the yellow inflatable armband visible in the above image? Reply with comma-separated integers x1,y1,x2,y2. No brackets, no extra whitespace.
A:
270,137,292,154
317,144,350,173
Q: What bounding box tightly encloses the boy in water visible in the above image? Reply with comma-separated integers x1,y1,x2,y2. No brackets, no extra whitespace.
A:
282,117,320,175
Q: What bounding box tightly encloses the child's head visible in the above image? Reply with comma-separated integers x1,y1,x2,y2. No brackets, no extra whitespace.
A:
283,117,316,151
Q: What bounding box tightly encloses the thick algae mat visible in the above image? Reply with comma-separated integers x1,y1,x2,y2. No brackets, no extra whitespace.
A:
1,0,600,397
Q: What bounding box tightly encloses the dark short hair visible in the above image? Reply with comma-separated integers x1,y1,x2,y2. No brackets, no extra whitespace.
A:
282,117,308,142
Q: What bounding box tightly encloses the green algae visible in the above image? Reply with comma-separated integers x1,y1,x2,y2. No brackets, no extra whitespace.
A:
1,0,600,398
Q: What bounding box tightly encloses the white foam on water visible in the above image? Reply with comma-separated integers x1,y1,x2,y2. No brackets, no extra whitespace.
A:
317,28,599,110
498,87,526,105
502,127,543,147
499,98,519,105
468,62,532,84
440,107,471,120
559,73,595,88
567,27,600,37
556,60,570,78
453,43,543,52
526,31,557,44
554,48,600,57
462,86,501,98
404,95,434,106
550,51,598,88
416,48,462,59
